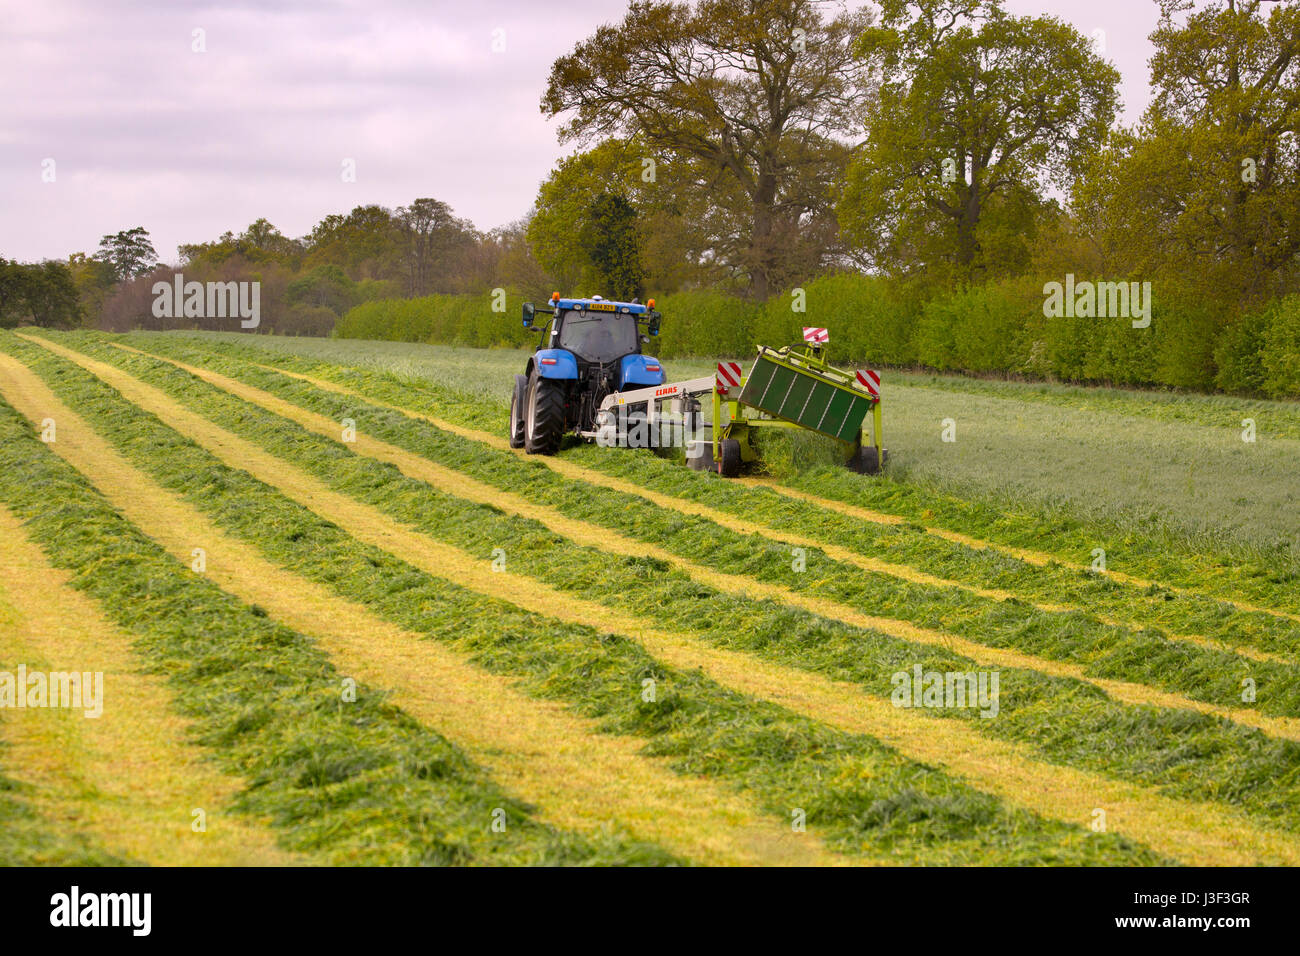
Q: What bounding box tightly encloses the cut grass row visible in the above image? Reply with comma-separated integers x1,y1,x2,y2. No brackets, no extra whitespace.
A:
0,333,1177,865
0,361,668,866
102,340,1300,743
20,334,1300,844
85,335,1300,724
124,331,1300,630
253,350,1300,659
61,335,1300,724
1,565,128,865
0,761,128,866
0,506,297,865
87,338,1300,744
575,449,1300,650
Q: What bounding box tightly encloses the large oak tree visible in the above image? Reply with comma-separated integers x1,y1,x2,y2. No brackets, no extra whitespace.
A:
542,0,872,299
97,226,159,281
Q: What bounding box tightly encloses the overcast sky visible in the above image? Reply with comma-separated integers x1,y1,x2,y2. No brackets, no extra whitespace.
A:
0,0,1162,263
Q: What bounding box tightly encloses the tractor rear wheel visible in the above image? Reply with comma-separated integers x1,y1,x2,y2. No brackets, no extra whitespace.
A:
508,374,527,449
717,438,742,477
524,371,565,455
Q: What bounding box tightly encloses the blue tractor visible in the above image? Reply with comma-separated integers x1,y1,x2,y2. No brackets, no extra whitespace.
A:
510,294,666,455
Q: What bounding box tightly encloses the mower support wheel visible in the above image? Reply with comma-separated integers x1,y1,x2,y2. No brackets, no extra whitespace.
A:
848,445,886,475
717,438,742,478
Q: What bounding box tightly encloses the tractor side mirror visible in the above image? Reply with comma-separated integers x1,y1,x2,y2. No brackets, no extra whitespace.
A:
647,311,661,336
522,302,535,328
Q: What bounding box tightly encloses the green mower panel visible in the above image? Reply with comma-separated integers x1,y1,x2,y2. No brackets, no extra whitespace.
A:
738,346,876,442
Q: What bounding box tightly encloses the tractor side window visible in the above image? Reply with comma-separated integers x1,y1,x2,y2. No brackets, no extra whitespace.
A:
557,311,638,363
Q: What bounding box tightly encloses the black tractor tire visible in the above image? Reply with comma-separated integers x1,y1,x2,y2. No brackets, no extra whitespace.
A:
717,438,742,478
508,374,528,449
848,445,886,475
524,372,566,455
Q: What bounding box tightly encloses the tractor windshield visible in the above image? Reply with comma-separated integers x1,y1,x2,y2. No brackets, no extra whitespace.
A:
557,310,639,363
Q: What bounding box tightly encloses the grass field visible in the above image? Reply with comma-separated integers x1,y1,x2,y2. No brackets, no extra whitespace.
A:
0,326,1298,866
173,332,1300,560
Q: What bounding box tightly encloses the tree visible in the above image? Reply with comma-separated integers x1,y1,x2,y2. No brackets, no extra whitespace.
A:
488,218,554,302
394,198,477,296
0,259,24,325
304,205,402,279
20,261,82,327
1075,0,1300,302
839,0,1119,281
1,259,83,328
286,264,355,314
542,0,872,299
96,226,158,280
66,252,118,322
577,193,646,299
238,218,302,264
180,219,302,269
529,138,711,294
531,142,633,292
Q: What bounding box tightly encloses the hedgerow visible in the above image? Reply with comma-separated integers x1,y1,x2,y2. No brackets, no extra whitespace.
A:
334,275,1300,398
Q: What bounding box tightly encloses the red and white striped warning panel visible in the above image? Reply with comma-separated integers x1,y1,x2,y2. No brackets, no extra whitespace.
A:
803,327,829,344
716,361,743,392
856,368,881,398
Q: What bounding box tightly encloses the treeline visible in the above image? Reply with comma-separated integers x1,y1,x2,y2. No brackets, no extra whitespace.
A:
7,0,1300,399
332,0,1300,399
334,273,1300,399
0,258,85,328
2,201,552,336
93,203,550,335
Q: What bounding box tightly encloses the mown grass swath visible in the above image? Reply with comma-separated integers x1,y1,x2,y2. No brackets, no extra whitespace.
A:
0,742,132,865
80,333,1300,721
565,445,1300,654
127,330,1300,621
0,332,1173,865
24,334,1300,838
2,579,127,865
0,378,674,867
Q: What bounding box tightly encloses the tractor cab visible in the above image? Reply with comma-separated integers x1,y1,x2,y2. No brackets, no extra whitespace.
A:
554,301,641,364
